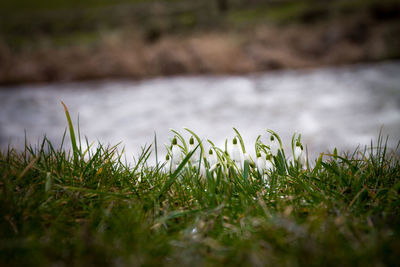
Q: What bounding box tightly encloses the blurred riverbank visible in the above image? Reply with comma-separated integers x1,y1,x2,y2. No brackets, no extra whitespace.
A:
1,0,400,84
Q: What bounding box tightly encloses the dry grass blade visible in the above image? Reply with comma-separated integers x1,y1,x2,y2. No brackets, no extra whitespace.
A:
17,155,39,180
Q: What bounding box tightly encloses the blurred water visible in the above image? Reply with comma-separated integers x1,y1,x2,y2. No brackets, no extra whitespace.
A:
1,61,400,161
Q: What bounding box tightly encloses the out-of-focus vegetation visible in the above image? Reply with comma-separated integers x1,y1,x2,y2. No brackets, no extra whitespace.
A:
1,0,400,83
1,0,399,48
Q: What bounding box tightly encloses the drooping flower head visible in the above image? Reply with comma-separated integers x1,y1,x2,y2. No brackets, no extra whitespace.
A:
231,137,243,167
270,135,280,156
294,141,306,167
189,136,199,163
256,152,266,176
189,136,195,146
165,153,176,173
165,153,170,168
265,153,274,171
208,148,218,168
171,137,181,165
294,141,304,160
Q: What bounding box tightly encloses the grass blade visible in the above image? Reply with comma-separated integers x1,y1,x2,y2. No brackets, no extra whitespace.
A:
61,101,80,165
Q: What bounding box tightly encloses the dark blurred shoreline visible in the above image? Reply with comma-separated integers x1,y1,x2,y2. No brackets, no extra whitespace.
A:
1,0,399,85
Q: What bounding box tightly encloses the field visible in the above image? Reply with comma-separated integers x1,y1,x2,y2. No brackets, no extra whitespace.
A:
1,105,399,266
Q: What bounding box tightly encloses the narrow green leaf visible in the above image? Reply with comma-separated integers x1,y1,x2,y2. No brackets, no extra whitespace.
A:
61,101,80,165
243,160,249,182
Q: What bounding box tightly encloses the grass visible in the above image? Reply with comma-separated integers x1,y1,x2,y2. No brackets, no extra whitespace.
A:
1,105,400,266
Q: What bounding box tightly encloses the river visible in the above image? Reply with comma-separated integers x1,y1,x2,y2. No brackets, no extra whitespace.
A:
1,61,400,161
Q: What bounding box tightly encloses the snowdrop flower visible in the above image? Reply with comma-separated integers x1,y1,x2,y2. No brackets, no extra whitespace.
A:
265,154,274,171
255,152,266,176
269,135,280,156
165,154,176,173
231,137,243,167
208,148,218,169
294,141,306,167
189,136,199,163
199,162,206,177
171,137,181,165
294,141,304,160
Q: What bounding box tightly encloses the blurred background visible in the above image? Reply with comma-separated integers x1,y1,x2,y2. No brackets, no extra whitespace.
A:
0,0,400,159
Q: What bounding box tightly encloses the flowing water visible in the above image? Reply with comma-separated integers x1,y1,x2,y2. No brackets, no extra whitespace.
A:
1,61,400,161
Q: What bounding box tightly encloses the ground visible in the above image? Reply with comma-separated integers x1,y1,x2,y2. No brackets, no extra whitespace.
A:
1,0,400,84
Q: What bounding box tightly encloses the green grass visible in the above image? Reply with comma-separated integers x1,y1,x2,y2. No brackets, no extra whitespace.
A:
1,106,400,266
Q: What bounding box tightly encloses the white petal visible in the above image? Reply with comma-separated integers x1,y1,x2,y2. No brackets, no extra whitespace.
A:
166,159,177,173
171,145,181,164
265,160,274,170
256,157,266,175
199,163,206,177
208,153,218,167
294,146,303,160
189,144,199,163
164,159,170,172
231,144,243,164
270,140,280,155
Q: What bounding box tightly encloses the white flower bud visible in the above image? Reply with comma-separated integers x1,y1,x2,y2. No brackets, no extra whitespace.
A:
256,153,266,175
208,148,218,167
170,162,177,173
171,137,181,165
231,137,243,166
199,162,206,177
189,136,199,163
265,154,274,170
165,154,176,173
294,141,303,160
270,135,280,156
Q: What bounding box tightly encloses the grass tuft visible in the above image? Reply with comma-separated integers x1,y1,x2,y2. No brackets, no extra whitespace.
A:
0,107,399,266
